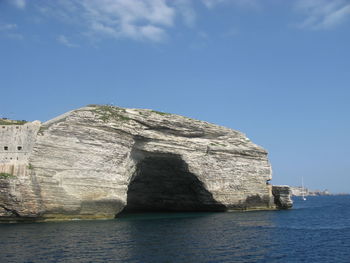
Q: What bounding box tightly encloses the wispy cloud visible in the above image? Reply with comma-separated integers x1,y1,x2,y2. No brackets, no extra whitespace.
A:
0,23,23,40
174,0,196,27
57,35,79,48
38,0,178,43
13,0,349,47
222,27,239,38
0,23,17,31
6,33,24,40
10,0,26,9
295,0,350,29
5,0,262,45
31,0,262,44
201,0,259,9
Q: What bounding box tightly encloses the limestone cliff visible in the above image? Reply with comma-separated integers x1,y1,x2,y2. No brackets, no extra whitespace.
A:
0,105,292,221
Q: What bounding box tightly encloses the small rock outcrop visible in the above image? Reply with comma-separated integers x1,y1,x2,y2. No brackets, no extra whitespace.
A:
272,186,293,209
0,105,292,221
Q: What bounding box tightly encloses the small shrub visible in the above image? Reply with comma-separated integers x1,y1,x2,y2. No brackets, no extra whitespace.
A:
119,115,131,121
91,105,131,122
0,173,14,178
151,110,171,116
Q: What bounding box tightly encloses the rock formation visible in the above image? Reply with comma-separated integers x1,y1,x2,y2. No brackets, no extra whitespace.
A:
0,105,292,221
272,186,293,209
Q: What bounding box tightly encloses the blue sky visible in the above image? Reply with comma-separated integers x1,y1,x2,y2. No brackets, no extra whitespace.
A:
1,0,350,193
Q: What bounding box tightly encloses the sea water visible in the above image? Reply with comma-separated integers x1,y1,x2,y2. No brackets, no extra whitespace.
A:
0,196,349,263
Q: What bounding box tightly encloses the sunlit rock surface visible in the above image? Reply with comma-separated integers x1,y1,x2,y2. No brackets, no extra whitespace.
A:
0,105,292,221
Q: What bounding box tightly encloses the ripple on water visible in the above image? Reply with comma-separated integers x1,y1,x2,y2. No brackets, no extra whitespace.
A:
0,196,350,263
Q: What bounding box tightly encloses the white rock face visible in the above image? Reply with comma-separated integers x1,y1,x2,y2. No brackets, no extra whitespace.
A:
0,105,292,221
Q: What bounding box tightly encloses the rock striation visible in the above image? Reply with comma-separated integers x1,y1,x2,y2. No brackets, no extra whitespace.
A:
0,105,292,221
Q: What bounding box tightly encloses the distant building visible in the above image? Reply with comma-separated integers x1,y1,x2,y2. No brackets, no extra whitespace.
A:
290,186,331,196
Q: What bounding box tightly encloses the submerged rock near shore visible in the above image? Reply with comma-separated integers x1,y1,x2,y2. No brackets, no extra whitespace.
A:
0,105,292,221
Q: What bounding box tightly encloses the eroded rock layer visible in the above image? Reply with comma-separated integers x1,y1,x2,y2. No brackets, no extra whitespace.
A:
0,105,292,221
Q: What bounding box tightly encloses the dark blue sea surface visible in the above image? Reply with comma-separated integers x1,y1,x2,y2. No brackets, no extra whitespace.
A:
1,196,350,263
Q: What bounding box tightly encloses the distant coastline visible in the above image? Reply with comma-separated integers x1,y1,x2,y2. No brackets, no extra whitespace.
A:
290,186,349,197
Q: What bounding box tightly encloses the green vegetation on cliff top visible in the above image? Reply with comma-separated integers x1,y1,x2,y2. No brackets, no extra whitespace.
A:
90,105,131,122
151,110,171,116
88,104,171,117
0,119,27,125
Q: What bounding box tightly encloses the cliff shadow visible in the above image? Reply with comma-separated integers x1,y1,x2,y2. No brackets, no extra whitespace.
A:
121,153,226,213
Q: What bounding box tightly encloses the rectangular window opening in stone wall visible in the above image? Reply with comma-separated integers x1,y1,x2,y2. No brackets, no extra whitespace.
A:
17,146,22,150
4,146,8,150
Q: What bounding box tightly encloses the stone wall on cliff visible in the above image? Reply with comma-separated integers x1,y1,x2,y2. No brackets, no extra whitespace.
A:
0,121,41,164
0,105,292,221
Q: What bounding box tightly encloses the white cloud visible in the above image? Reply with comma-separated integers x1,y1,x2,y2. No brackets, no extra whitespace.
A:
57,35,79,47
295,0,350,29
85,0,175,42
139,25,166,42
10,0,26,9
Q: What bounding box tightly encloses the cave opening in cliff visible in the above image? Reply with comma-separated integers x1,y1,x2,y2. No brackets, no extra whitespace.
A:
122,154,225,213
